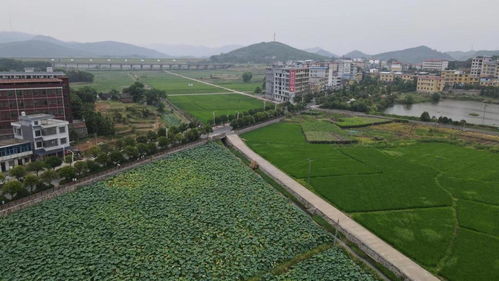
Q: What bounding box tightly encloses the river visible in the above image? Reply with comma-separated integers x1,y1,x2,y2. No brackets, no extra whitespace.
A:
384,99,499,127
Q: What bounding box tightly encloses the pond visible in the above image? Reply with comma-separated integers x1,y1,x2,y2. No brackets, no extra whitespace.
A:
384,99,499,127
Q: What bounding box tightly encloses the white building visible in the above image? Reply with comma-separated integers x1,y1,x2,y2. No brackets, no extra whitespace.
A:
422,60,449,71
265,66,310,103
11,113,70,158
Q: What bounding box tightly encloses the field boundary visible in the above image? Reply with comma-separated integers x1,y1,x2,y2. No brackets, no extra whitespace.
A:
0,140,207,217
225,134,440,281
336,120,393,129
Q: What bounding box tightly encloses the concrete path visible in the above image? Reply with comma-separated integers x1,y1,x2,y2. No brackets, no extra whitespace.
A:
163,70,275,103
226,134,440,281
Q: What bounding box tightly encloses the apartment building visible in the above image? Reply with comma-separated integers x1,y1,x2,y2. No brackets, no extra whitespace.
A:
265,66,310,103
379,72,415,83
481,61,498,78
417,76,444,94
422,60,449,71
441,70,479,87
0,71,72,139
470,56,493,77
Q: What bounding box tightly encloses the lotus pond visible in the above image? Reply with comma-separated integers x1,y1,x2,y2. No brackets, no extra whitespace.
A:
0,143,377,281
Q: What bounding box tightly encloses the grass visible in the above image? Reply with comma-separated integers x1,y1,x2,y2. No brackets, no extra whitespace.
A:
168,94,264,123
172,67,266,93
242,119,499,281
136,72,226,94
71,71,135,92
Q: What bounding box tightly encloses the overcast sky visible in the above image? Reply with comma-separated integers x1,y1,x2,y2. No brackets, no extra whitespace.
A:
2,0,498,55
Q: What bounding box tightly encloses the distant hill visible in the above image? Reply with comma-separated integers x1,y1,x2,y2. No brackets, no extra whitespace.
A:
343,50,370,58
0,32,168,58
148,44,242,58
304,47,337,58
0,31,35,44
210,41,327,63
372,46,453,64
446,50,499,61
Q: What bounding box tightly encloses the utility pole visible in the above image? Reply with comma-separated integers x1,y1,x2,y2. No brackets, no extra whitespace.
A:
307,159,313,184
213,111,216,127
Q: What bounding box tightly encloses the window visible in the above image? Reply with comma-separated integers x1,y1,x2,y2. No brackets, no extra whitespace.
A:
13,128,22,136
59,126,66,133
60,138,67,145
36,141,43,148
35,130,41,137
34,121,39,125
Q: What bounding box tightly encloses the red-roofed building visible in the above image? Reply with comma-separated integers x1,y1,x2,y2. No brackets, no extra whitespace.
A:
0,72,72,139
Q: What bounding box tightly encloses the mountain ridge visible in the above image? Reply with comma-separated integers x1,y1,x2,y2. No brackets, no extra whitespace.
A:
210,41,327,63
0,32,168,58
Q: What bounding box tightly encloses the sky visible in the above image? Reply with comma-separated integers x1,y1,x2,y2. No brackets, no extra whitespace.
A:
1,0,498,55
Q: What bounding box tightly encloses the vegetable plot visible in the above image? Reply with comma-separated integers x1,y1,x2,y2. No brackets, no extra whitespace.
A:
0,143,375,281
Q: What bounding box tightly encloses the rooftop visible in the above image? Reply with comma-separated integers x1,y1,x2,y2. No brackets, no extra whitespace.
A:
0,78,63,84
0,138,30,148
0,71,65,76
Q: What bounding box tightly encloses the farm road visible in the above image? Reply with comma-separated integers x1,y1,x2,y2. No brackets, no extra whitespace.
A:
226,133,440,281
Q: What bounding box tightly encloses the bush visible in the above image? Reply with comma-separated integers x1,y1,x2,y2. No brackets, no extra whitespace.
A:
1,180,24,196
9,166,26,180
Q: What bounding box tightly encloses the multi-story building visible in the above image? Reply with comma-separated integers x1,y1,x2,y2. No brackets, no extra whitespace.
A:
379,72,394,83
0,138,33,172
309,66,329,93
422,60,449,71
11,113,70,158
0,71,72,139
480,78,499,87
470,56,493,77
265,66,310,103
379,72,415,83
390,62,403,72
441,70,479,87
481,61,498,78
416,76,444,94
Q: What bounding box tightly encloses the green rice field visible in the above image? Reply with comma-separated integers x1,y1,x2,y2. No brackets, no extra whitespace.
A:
172,68,266,93
71,71,135,92
0,143,377,281
242,120,499,281
168,94,264,123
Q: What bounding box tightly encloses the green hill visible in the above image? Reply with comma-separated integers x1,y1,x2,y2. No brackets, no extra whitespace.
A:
373,46,453,64
210,41,327,63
